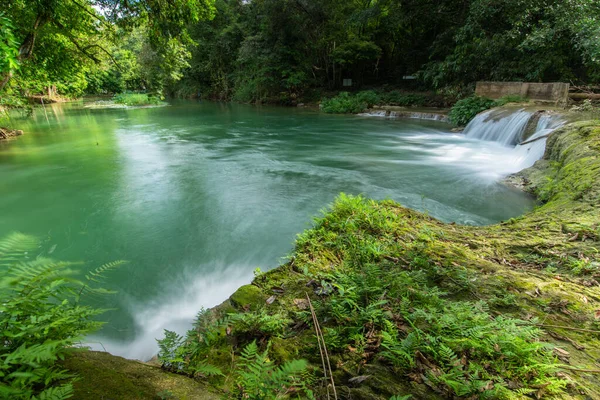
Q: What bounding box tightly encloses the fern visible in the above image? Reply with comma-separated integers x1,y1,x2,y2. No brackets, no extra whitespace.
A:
0,232,39,266
191,362,224,377
33,384,75,400
0,233,119,400
233,341,314,400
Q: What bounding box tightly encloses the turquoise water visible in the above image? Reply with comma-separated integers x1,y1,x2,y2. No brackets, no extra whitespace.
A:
0,101,534,359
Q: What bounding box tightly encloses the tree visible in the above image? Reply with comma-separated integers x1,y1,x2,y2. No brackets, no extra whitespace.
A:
0,0,216,97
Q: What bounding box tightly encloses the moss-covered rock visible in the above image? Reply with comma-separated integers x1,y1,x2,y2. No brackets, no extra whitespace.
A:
61,350,219,400
230,284,266,311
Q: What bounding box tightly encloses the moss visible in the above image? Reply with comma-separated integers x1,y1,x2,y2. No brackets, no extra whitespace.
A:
61,350,219,400
229,284,265,311
270,336,301,363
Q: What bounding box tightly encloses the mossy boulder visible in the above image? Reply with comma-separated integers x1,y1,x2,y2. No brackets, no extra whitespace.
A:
61,350,219,400
229,284,265,311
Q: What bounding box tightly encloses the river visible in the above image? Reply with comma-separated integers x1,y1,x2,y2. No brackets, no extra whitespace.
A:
0,100,534,359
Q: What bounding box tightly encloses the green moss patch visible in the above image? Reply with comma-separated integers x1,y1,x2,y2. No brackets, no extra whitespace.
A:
61,350,219,400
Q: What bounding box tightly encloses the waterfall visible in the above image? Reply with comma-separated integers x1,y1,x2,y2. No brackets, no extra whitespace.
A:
463,108,564,172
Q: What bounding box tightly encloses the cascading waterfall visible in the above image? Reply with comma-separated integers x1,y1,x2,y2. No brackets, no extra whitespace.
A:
463,108,564,172
464,109,533,146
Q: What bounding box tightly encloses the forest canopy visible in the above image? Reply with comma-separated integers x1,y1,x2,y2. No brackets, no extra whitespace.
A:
1,0,599,103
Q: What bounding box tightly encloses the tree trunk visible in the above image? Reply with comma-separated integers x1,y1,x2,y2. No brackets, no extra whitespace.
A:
569,93,600,100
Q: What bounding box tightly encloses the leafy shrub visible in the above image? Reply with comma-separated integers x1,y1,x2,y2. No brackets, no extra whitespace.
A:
494,94,528,106
321,92,367,114
355,90,381,107
570,99,600,120
113,93,163,106
448,96,496,126
382,91,426,107
0,233,120,399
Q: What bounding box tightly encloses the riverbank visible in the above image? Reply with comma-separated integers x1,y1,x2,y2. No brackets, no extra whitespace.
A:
0,127,23,141
145,120,600,398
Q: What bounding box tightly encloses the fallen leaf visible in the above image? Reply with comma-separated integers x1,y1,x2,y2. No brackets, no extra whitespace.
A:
348,375,371,384
293,298,308,310
553,347,570,357
266,295,276,305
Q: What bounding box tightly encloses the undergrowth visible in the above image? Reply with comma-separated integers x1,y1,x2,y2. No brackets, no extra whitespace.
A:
0,233,121,399
320,90,431,114
320,92,370,114
112,93,164,106
449,95,529,126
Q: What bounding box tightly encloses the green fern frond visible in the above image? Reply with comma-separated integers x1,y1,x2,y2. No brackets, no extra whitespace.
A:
191,362,224,377
33,383,74,400
85,260,128,283
0,233,39,265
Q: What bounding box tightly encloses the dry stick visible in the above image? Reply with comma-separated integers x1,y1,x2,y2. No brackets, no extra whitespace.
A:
518,133,552,146
306,292,330,400
306,293,338,400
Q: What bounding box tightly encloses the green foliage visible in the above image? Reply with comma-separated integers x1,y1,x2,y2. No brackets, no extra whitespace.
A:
355,90,381,108
113,93,163,106
0,0,216,99
292,194,568,398
0,233,119,399
233,341,314,400
448,96,496,126
570,99,600,120
310,260,563,398
229,310,291,338
321,92,369,114
381,92,427,107
449,94,530,125
494,95,529,107
0,13,19,75
421,0,600,87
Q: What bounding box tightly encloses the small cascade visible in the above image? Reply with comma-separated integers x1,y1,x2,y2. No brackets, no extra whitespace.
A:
463,108,564,173
511,114,563,170
464,109,533,146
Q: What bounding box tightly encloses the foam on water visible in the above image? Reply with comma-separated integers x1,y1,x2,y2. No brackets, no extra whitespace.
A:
461,109,564,174
87,266,253,360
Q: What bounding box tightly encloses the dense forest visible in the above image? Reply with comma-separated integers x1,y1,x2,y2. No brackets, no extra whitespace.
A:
1,0,600,106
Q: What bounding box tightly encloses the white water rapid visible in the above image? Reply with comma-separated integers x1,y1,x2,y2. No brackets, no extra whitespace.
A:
464,108,564,172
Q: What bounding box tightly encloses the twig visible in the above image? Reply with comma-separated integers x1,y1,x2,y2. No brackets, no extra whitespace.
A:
306,293,337,400
518,133,552,146
306,293,329,399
